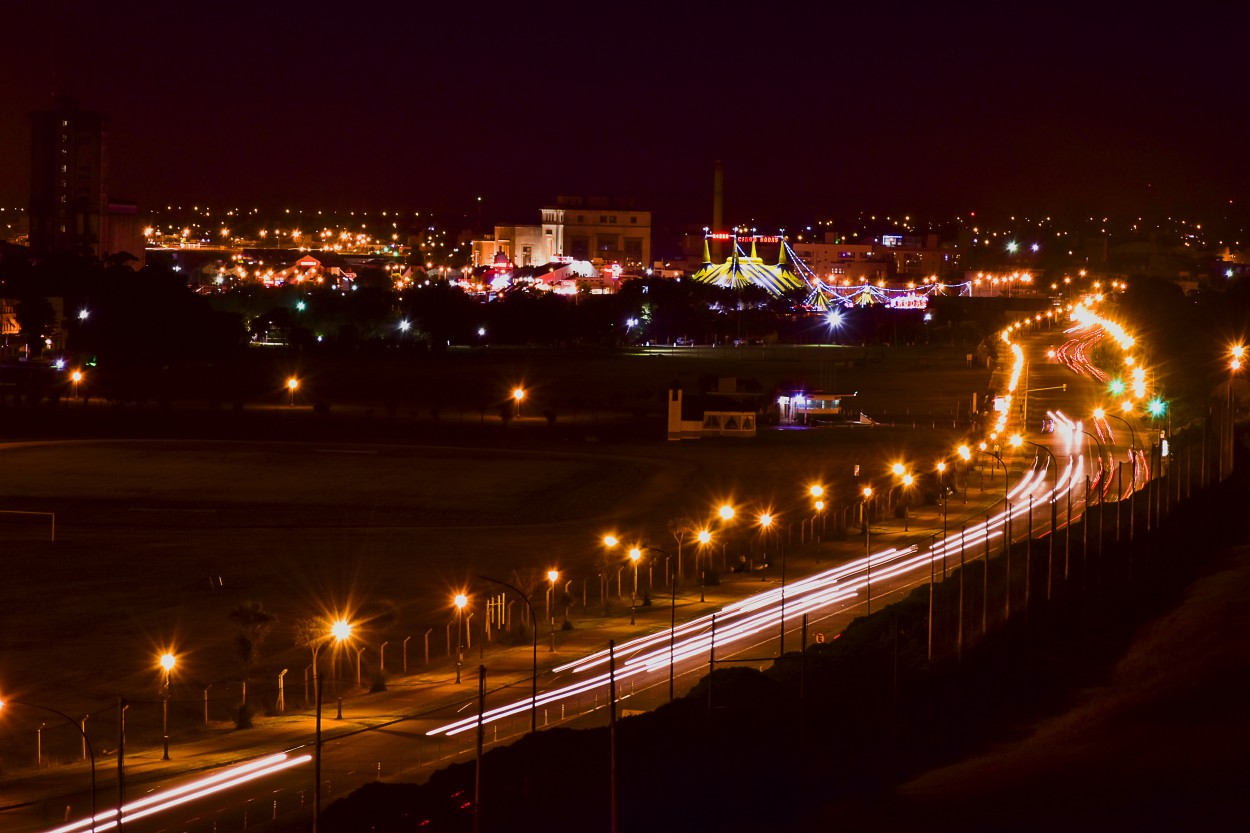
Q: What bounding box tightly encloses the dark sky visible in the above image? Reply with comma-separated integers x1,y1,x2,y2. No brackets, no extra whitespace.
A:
3,1,1248,227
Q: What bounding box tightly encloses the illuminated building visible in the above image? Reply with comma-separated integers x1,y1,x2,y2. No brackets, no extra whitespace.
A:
472,197,652,272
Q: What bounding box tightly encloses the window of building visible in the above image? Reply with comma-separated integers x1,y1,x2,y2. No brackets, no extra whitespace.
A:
609,216,617,223
624,238,643,262
598,235,618,253
630,216,637,224
599,215,607,223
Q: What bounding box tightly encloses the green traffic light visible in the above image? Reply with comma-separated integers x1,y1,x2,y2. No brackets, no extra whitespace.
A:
1109,379,1125,395
1147,398,1166,417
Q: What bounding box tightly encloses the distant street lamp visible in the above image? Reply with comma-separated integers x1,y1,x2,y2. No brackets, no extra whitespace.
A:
628,548,642,624
546,569,559,651
512,387,526,418
454,594,468,683
286,377,299,406
159,651,176,760
861,487,874,612
71,369,83,399
696,529,713,603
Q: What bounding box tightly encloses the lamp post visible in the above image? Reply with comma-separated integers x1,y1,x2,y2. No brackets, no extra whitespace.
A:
546,569,559,651
454,593,468,684
159,652,176,760
628,548,641,625
861,487,873,613
957,444,972,503
626,545,679,701
890,463,914,532
760,512,786,653
1226,345,1243,481
695,529,712,603
71,369,83,399
807,485,824,558
286,376,299,406
936,460,950,575
313,618,353,833
716,503,735,572
477,575,538,734
512,386,525,418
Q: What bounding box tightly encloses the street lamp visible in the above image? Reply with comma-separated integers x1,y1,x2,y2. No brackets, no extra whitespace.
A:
512,387,525,418
695,529,712,602
628,548,642,624
892,464,914,532
957,444,972,502
159,651,176,760
311,616,353,833
546,569,559,651
286,376,299,406
936,460,950,573
71,369,83,399
1225,345,1243,481
453,593,468,684
861,487,874,613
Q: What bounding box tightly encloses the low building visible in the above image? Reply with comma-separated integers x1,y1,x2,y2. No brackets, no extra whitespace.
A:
776,389,859,426
666,378,765,440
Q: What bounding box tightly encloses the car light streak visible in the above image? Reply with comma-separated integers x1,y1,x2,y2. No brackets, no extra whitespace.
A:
44,752,311,833
429,452,1105,741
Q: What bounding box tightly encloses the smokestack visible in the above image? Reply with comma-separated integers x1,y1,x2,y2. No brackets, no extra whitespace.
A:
712,159,724,260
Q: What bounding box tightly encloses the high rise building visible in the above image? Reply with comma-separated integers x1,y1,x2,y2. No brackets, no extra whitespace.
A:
28,96,108,256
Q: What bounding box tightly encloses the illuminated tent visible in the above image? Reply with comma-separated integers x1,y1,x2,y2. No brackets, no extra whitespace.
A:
691,235,806,297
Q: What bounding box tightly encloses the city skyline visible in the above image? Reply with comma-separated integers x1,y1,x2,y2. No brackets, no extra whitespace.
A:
1,4,1248,227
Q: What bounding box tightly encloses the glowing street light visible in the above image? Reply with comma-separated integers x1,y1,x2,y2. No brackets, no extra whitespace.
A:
695,529,713,602
861,487,874,611
512,387,526,418
286,377,299,406
627,548,642,624
71,369,83,399
453,594,468,683
159,651,176,760
718,504,735,521
808,484,824,499
546,569,560,650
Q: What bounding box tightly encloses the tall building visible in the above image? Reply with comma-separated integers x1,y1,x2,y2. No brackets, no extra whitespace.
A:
29,96,108,256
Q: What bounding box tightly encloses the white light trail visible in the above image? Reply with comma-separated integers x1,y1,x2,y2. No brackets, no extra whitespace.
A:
43,752,311,833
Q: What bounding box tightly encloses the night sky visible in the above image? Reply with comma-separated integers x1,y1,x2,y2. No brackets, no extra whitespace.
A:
3,1,1248,226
